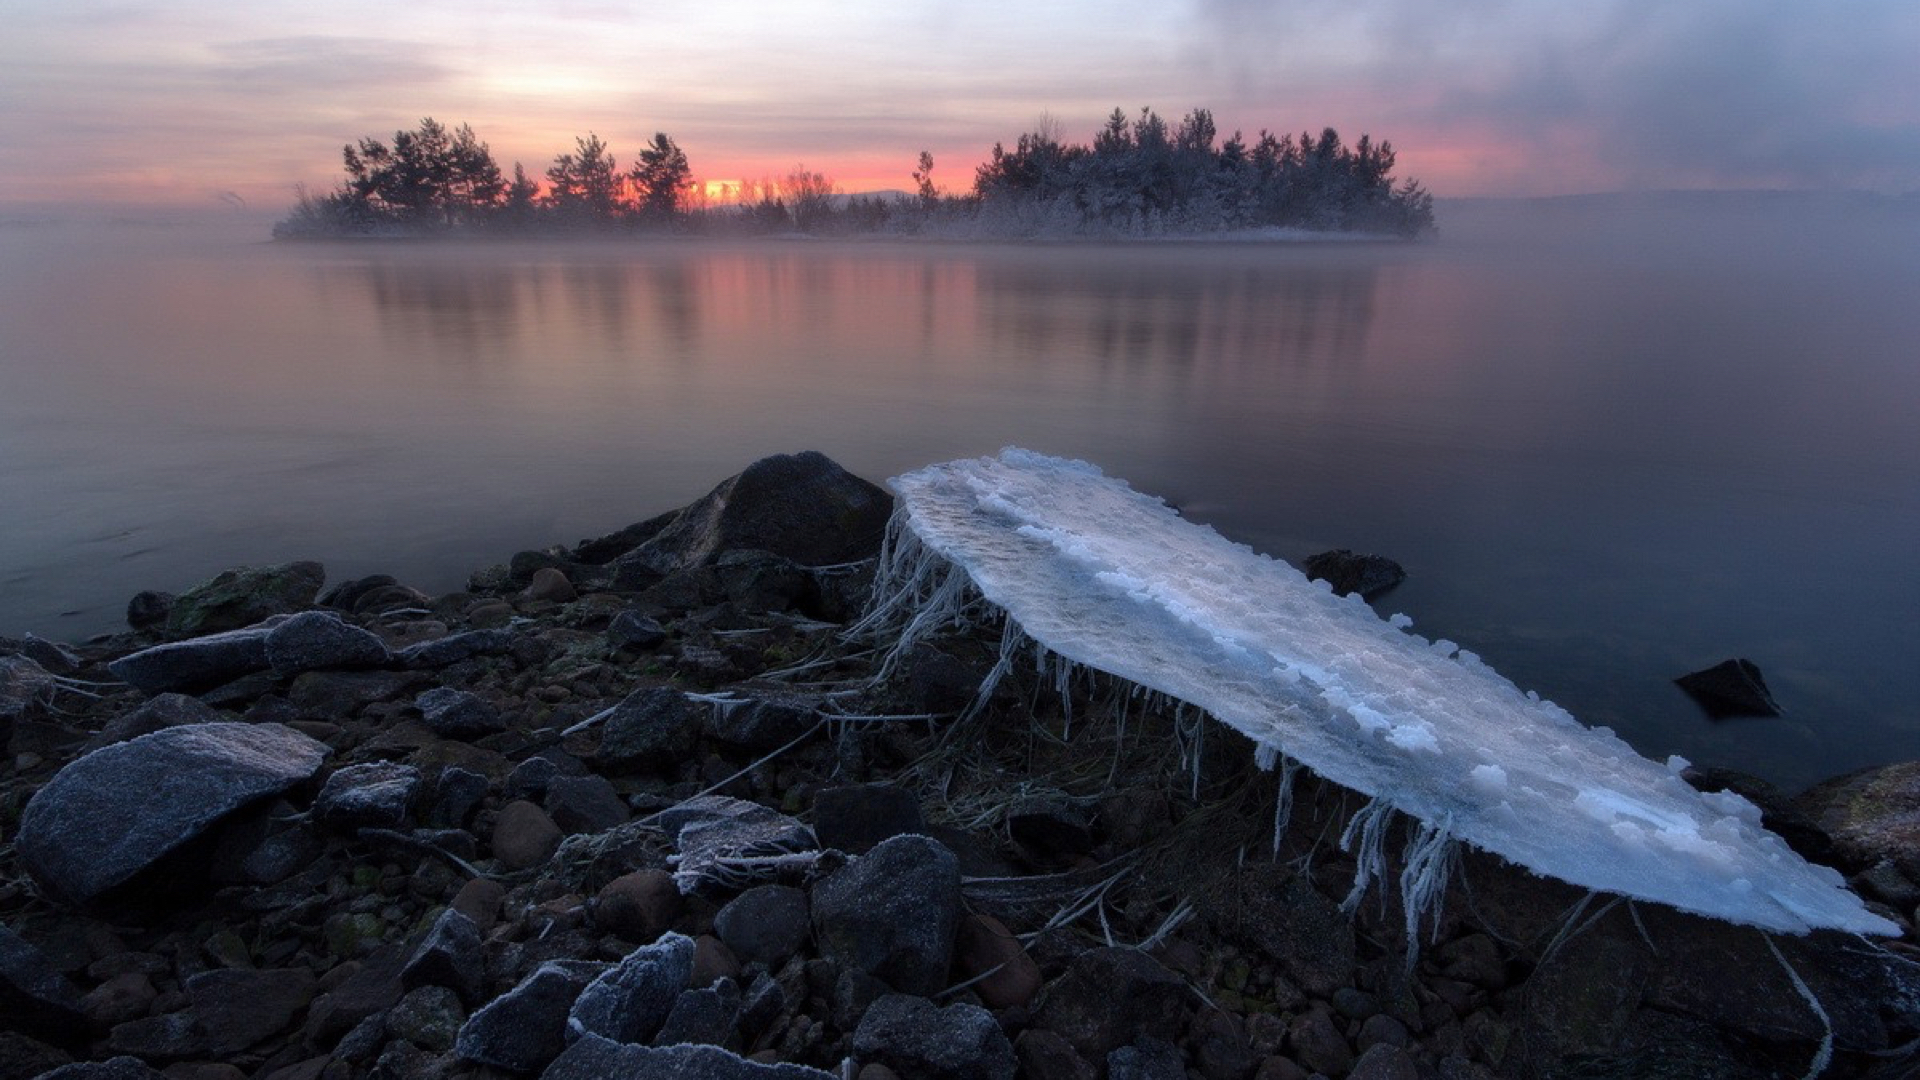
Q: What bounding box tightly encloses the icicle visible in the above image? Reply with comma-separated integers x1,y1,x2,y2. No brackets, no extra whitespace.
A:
1340,798,1395,913
1398,816,1458,967
1272,758,1302,860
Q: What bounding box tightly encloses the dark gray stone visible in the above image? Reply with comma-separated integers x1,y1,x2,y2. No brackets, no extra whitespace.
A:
415,687,505,738
657,796,819,895
82,693,221,752
182,966,315,1054
1007,795,1094,859
810,834,958,997
1682,765,1831,864
1302,549,1406,599
714,885,811,968
595,687,704,774
302,943,409,1044
454,959,606,1073
702,693,819,754
0,926,86,1044
1015,1029,1096,1080
1200,865,1354,998
567,932,695,1045
106,625,274,694
0,656,54,727
385,984,465,1052
542,1034,837,1079
713,549,814,613
654,977,742,1048
1674,658,1783,717
403,907,486,1005
1032,947,1187,1063
287,669,427,715
852,994,1016,1080
126,590,174,630
545,774,630,835
32,1057,165,1079
16,722,330,905
1107,1037,1185,1080
397,629,513,669
504,753,585,801
607,610,668,651
313,761,420,832
1798,761,1920,877
425,766,489,829
264,610,389,677
163,560,325,637
11,635,79,676
812,784,924,855
317,573,397,611
611,451,892,576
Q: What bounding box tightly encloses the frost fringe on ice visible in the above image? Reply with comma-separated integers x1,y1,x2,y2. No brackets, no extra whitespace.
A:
856,448,1894,938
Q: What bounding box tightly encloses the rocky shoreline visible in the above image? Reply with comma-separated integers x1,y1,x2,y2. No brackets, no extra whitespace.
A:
3,451,1919,1080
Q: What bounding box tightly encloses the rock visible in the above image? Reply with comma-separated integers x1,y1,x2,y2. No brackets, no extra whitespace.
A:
607,610,669,652
1303,550,1406,599
425,766,489,829
106,625,274,694
714,886,811,968
812,784,925,855
595,687,704,774
522,567,577,603
263,611,389,677
545,775,630,835
691,936,742,990
1200,865,1354,997
302,944,408,1044
1193,1014,1258,1080
612,451,892,577
659,796,817,896
183,967,315,1055
82,971,156,1028
654,977,743,1048
810,834,959,997
0,656,55,727
1681,765,1832,864
1798,760,1920,876
702,693,819,754
567,933,695,1045
1107,1037,1185,1080
0,926,87,1043
1674,658,1783,717
402,908,486,1005
126,590,175,630
415,687,505,739
317,573,396,611
492,800,564,870
10,634,79,676
1286,1008,1353,1077
852,994,1015,1080
81,693,222,752
714,549,814,612
164,560,325,637
32,1058,166,1079
286,669,426,716
16,722,329,906
1006,796,1094,860
504,752,583,801
952,914,1041,1010
451,877,507,931
396,628,513,669
1032,947,1186,1062
1013,1030,1096,1080
453,959,606,1073
594,869,684,943
385,984,465,1052
1349,1044,1422,1080
312,761,419,831
543,1034,837,1079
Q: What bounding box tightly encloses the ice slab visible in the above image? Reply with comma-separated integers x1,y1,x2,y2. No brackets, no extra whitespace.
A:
882,448,1892,936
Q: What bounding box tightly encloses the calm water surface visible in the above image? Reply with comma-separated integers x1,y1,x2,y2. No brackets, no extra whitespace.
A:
2,198,1916,790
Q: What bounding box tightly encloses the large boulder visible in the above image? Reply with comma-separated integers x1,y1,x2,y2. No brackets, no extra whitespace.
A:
810,834,959,997
610,452,892,578
16,722,330,906
106,625,275,694
263,611,389,677
1798,761,1920,876
163,560,325,637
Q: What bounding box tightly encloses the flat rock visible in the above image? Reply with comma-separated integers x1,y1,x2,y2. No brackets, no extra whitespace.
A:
655,978,743,1047
1674,658,1783,717
0,655,56,726
1200,865,1354,998
107,625,274,694
658,795,817,896
32,1057,166,1079
853,994,1016,1080
810,834,958,997
543,1034,837,1079
953,913,1041,1010
397,629,513,669
17,722,329,906
82,693,222,752
612,451,892,576
165,560,325,637
0,926,87,1043
1107,1037,1185,1080
415,687,506,739
312,761,419,832
1302,550,1405,599
607,610,669,651
264,611,389,677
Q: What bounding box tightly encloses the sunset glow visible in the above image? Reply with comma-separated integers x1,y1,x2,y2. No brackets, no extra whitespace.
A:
3,0,1916,212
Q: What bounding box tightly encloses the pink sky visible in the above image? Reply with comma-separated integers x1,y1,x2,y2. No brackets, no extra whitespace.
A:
4,1,1916,212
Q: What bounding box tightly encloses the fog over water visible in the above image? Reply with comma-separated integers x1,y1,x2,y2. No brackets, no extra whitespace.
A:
1,195,1915,790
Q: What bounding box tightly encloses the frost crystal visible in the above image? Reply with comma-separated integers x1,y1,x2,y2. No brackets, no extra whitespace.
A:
875,448,1892,936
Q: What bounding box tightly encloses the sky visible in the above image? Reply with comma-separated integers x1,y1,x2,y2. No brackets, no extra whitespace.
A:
3,0,1917,212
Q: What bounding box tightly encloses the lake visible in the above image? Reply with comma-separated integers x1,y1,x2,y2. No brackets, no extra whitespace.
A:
2,195,1916,791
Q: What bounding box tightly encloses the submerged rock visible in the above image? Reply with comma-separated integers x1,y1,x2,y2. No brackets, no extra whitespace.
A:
163,560,325,637
1674,658,1782,717
1302,549,1406,600
16,722,330,906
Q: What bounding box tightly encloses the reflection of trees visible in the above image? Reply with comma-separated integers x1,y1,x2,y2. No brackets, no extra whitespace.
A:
975,255,1379,373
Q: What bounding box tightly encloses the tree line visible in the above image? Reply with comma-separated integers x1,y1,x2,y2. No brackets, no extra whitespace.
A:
274,108,1434,239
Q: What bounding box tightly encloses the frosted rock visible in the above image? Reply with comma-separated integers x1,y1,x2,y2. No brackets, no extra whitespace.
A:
876,448,1892,935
